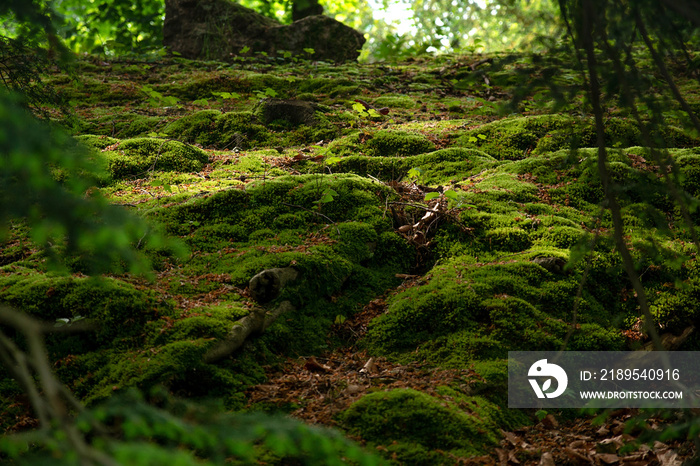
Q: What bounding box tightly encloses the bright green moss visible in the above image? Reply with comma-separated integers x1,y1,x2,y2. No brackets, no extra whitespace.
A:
326,129,434,158
340,388,513,464
365,130,435,157
485,227,532,251
73,339,250,404
373,95,417,109
75,134,120,150
365,257,628,366
102,137,209,179
297,77,360,97
0,268,159,347
75,111,166,139
161,110,268,149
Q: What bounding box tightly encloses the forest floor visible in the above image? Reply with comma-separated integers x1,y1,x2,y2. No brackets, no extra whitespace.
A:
2,49,700,464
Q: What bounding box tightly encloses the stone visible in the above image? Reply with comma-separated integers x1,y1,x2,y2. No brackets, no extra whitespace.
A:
255,99,320,126
248,267,299,303
163,0,365,62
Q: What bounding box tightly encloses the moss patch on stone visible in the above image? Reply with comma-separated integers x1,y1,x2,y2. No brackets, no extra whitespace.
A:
340,388,527,464
102,137,209,179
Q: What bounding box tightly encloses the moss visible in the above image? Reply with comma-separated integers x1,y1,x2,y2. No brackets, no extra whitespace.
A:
485,227,532,251
365,130,435,157
297,77,360,97
0,269,159,350
75,111,166,139
103,137,209,179
453,115,684,161
538,225,585,248
73,339,249,404
365,257,628,366
75,134,120,150
161,110,268,149
372,95,417,109
339,388,510,464
326,129,434,158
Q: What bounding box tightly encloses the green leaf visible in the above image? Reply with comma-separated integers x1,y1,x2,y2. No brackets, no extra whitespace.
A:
192,98,209,106
240,46,250,54
444,190,459,200
303,48,315,55
424,192,440,201
477,133,487,140
352,102,367,113
212,91,240,100
326,156,342,165
407,167,422,180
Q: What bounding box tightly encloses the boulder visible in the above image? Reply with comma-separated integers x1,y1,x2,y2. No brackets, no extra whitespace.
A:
163,0,365,62
255,99,320,126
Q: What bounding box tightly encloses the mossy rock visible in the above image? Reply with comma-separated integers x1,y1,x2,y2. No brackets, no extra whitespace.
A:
297,77,360,97
0,269,159,348
162,110,267,149
75,134,120,150
76,112,165,139
327,129,434,158
485,227,532,251
454,115,574,160
373,95,417,109
340,388,518,464
103,137,209,179
72,339,246,403
365,258,626,366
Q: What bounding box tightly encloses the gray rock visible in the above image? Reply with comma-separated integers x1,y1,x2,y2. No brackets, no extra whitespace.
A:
248,267,299,303
255,99,320,127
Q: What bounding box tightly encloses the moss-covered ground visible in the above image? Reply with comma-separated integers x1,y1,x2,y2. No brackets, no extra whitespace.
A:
2,50,700,463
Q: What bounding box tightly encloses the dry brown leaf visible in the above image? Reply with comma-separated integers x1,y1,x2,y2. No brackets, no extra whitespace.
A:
569,439,588,449
304,356,331,373
539,452,556,466
495,447,508,465
564,447,593,464
360,357,378,374
595,453,620,464
502,431,521,446
542,414,559,429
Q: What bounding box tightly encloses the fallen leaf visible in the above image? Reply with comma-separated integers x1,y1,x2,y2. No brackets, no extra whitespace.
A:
539,452,556,466
360,357,378,374
304,356,331,372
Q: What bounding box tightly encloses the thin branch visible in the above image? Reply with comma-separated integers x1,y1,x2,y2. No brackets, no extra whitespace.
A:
580,0,663,351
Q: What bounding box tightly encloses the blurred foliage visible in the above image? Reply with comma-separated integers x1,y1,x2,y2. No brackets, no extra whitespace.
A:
0,385,383,465
0,90,181,275
370,0,561,59
51,0,165,56
0,35,67,117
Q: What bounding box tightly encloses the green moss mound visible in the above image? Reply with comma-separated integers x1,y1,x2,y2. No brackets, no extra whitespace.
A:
453,115,698,160
365,257,626,367
327,129,435,158
0,268,159,348
340,388,525,464
162,110,268,149
103,137,209,179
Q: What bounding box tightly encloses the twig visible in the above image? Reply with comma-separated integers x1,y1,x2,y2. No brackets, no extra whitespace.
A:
281,202,339,234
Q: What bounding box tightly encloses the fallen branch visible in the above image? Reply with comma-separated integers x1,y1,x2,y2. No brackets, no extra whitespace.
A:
204,301,295,363
204,267,300,363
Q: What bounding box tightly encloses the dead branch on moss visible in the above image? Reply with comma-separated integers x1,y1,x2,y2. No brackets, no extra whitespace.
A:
204,267,300,363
